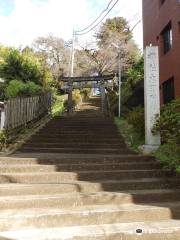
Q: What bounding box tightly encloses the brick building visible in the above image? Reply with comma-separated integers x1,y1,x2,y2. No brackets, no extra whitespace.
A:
142,0,180,104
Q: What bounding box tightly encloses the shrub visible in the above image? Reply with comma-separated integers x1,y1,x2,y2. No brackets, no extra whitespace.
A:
154,142,180,172
127,106,145,136
152,98,180,144
24,81,42,96
0,84,5,101
0,131,7,150
5,80,26,98
107,90,118,116
0,47,52,87
80,89,91,101
5,80,43,98
73,90,82,107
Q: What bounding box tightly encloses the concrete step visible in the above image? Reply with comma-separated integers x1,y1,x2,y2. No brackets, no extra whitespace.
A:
29,136,125,143
0,178,179,195
40,126,118,130
0,155,156,165
1,220,180,240
0,170,176,183
23,143,126,149
19,147,133,154
0,190,180,209
28,137,124,142
0,162,161,173
0,202,180,231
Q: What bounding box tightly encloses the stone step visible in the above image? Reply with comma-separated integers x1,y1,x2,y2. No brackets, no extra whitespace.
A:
0,190,180,209
42,126,117,130
0,178,179,195
40,125,117,129
0,162,161,173
0,170,175,183
38,127,118,131
34,132,121,136
23,143,126,149
0,155,156,165
27,138,124,143
0,203,180,231
1,220,180,240
19,147,133,154
29,136,124,142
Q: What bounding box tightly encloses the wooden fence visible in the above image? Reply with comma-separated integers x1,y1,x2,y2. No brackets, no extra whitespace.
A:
0,92,52,131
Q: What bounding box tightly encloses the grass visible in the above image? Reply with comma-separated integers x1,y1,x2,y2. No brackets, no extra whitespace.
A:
114,117,144,152
52,94,67,116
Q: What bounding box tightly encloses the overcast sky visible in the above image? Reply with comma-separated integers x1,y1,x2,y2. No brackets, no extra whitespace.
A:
0,0,143,49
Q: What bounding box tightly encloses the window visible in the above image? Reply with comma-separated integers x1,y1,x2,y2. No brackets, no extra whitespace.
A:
163,77,175,104
161,22,172,54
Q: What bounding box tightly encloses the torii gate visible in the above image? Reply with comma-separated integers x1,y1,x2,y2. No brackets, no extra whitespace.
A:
59,74,116,114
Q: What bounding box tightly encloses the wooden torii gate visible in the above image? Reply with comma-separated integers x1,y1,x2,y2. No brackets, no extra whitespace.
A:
59,74,115,114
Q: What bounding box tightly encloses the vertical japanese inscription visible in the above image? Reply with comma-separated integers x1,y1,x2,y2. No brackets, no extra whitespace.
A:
144,46,160,145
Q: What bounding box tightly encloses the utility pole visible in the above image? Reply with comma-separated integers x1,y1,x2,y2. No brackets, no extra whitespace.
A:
68,29,76,114
70,29,75,77
111,42,122,118
118,54,122,118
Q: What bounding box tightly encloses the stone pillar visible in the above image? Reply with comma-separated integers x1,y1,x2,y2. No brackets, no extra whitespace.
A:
100,81,107,114
141,46,161,153
67,83,73,114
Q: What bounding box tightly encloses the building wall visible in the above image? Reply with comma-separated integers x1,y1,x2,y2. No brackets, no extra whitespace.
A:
143,0,180,103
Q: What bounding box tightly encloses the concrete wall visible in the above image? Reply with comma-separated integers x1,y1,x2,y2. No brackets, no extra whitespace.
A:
142,0,180,103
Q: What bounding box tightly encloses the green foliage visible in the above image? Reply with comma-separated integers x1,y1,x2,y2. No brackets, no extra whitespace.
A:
80,89,91,101
125,57,144,86
52,94,67,116
152,99,180,173
0,46,52,99
0,131,7,150
25,81,42,96
154,142,180,172
5,80,42,98
0,46,52,88
152,98,180,144
0,49,40,84
96,17,132,46
0,84,5,101
107,90,118,116
73,90,82,106
127,106,145,136
115,117,144,152
122,57,144,109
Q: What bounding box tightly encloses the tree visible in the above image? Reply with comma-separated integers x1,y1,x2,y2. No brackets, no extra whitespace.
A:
96,17,132,47
33,35,70,82
82,17,140,76
0,47,51,86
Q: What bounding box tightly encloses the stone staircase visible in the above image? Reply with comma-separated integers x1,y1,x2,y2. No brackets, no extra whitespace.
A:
0,97,180,239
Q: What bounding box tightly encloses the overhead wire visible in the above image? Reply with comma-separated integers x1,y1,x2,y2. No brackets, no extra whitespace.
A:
76,0,119,36
130,19,142,32
76,0,115,33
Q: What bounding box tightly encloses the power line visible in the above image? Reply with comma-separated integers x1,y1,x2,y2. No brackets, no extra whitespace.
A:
130,19,142,32
76,0,115,33
76,0,119,36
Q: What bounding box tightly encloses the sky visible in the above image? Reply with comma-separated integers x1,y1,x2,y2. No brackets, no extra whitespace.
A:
0,0,143,49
